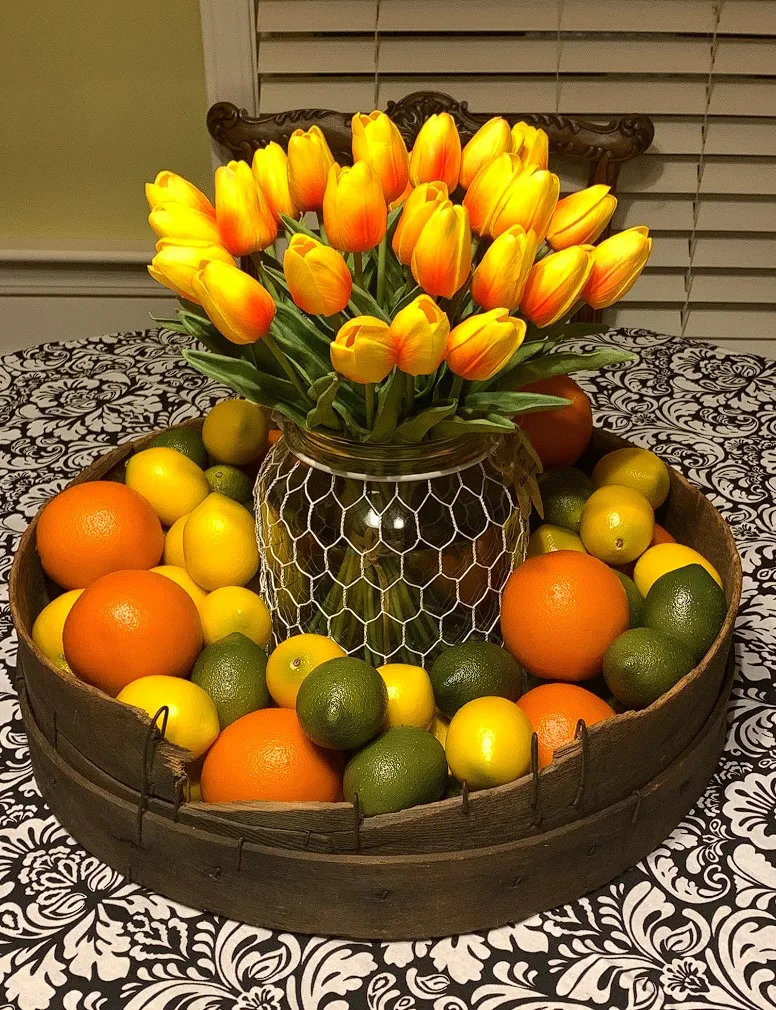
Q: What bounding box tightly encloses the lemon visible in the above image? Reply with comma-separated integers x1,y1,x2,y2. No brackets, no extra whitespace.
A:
126,447,209,526
32,589,83,671
183,493,259,591
377,663,436,730
163,513,189,567
579,484,655,564
633,543,723,597
445,696,533,790
266,633,346,708
200,586,272,647
593,447,670,509
117,675,220,759
202,399,269,465
151,565,207,611
430,710,449,748
527,524,587,557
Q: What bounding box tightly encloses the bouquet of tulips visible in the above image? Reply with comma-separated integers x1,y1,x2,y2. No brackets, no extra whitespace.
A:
147,109,651,444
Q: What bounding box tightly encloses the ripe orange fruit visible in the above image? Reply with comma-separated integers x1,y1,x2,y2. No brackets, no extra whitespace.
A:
519,375,593,467
63,569,203,696
650,523,676,547
501,550,629,681
36,481,164,589
200,708,343,803
517,682,616,768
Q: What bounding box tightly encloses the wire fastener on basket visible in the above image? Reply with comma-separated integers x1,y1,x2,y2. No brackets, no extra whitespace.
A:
136,705,169,844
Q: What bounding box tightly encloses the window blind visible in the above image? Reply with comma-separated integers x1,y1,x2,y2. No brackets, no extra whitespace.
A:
255,0,776,352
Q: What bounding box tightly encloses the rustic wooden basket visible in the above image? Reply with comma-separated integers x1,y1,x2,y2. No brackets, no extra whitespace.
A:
10,424,742,939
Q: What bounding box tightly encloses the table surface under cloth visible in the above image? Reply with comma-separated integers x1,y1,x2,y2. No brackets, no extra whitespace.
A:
0,327,774,1010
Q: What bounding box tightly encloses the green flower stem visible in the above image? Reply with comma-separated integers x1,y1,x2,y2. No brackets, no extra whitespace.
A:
262,331,314,406
266,243,277,259
315,210,328,244
534,241,552,262
450,374,464,404
329,311,345,333
365,382,376,428
448,283,467,323
353,251,364,287
376,234,388,308
404,372,416,418
250,253,281,300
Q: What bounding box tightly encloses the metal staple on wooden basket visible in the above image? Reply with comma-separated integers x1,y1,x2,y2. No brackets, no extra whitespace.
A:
572,720,589,807
530,733,543,827
136,706,169,844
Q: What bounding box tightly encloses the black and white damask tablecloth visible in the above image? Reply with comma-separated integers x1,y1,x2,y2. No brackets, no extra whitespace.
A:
0,328,774,1010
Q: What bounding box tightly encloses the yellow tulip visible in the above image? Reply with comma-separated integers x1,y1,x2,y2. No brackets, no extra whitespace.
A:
148,204,223,245
520,246,594,327
283,233,352,316
460,117,513,190
352,110,410,204
215,160,277,257
389,180,413,210
389,295,450,376
191,261,276,344
145,171,215,217
446,308,527,381
547,185,617,251
489,169,560,242
471,226,538,311
323,162,387,253
330,315,397,383
409,113,462,192
411,202,471,299
287,125,336,212
391,181,449,265
583,226,653,309
148,239,234,302
462,153,523,236
252,142,299,224
511,122,549,171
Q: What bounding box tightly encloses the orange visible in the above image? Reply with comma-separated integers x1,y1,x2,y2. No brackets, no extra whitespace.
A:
36,481,164,589
63,569,203,696
501,550,628,682
518,375,593,468
517,683,616,768
200,707,343,803
650,523,676,547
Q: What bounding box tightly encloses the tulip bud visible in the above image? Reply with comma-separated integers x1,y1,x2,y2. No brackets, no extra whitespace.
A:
148,239,234,302
191,260,276,345
462,153,523,236
411,202,472,299
283,233,352,317
583,226,653,309
330,315,397,384
520,246,594,327
145,171,215,217
511,122,549,171
547,185,617,251
460,117,513,190
352,110,410,204
322,162,387,254
446,308,527,381
391,181,449,265
148,203,223,245
287,126,336,212
409,113,462,192
489,169,560,243
471,226,539,311
252,142,299,224
215,160,277,257
389,295,450,376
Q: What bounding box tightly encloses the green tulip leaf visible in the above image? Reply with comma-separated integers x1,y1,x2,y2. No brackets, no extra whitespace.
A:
332,400,371,439
269,318,330,381
261,264,291,297
348,289,391,323
386,204,404,240
306,373,342,432
366,368,405,442
394,402,457,443
273,300,332,353
280,213,320,242
501,348,637,389
389,282,421,315
432,414,517,438
176,310,249,361
150,315,189,333
463,391,572,415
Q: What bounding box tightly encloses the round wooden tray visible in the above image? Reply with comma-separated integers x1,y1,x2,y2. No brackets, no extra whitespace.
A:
10,425,742,939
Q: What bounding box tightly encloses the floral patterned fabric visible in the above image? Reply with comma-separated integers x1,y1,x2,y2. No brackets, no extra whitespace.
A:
0,328,774,1010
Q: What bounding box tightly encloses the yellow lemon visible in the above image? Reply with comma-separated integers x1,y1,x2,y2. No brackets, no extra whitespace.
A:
117,675,220,759
202,399,269,465
579,484,654,564
266,633,346,708
164,513,189,567
377,664,436,730
151,565,207,611
32,589,83,671
593,447,670,509
527,524,587,557
183,493,259,591
430,710,450,748
445,696,533,790
126,447,209,526
634,543,723,597
200,586,272,647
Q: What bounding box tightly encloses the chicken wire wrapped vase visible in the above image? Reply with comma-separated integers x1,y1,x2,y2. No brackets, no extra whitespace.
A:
254,425,537,666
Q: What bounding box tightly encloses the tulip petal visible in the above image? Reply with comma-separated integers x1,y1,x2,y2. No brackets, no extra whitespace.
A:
192,261,276,344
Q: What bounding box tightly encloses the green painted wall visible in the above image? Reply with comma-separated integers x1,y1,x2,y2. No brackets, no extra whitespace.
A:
3,1,212,244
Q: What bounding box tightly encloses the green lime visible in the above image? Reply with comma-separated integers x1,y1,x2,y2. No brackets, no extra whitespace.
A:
343,726,448,816
429,642,523,719
191,632,269,729
538,466,595,532
603,627,696,710
205,464,253,505
296,657,388,750
643,564,726,661
614,569,645,628
148,427,208,468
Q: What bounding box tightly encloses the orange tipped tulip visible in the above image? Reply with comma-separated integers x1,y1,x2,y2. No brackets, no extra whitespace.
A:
409,113,462,192
191,260,276,345
148,203,223,245
352,110,410,204
215,160,277,257
389,295,450,376
520,246,594,327
547,185,617,251
148,239,234,302
583,226,653,309
489,169,560,242
446,309,527,381
511,122,549,171
460,117,513,190
330,315,396,384
462,153,523,236
145,171,215,217
287,126,336,212
283,233,352,316
411,201,471,299
389,179,413,210
471,226,539,311
323,162,387,254
391,181,449,265
252,142,299,224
